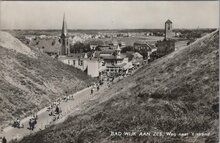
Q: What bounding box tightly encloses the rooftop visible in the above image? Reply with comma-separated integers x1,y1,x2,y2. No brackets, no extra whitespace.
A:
58,55,100,62
107,63,127,68
134,41,156,50
102,55,123,60
165,19,172,24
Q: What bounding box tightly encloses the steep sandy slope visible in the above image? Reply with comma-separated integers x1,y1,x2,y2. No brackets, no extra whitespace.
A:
0,32,35,57
19,30,219,143
0,31,95,127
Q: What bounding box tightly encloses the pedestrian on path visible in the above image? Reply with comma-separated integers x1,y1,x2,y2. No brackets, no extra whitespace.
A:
2,136,7,143
97,85,100,91
99,80,102,86
112,77,114,83
91,88,94,95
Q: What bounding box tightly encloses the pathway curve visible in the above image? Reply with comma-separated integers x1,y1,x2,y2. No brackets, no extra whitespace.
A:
2,84,107,142
2,67,139,142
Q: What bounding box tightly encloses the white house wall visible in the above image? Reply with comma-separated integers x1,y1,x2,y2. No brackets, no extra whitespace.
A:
87,61,99,77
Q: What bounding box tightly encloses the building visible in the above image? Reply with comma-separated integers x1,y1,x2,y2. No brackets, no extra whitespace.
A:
57,14,133,78
109,41,119,49
97,45,111,51
133,41,157,59
57,14,106,77
175,32,182,37
155,39,175,57
90,44,97,50
133,41,153,51
165,19,175,40
145,32,154,36
150,20,176,60
59,53,107,77
59,14,70,56
59,56,88,71
87,59,106,77
100,46,133,76
99,50,115,57
131,52,143,65
101,46,123,65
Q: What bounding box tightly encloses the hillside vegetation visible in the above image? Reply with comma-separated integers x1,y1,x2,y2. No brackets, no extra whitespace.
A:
19,30,219,143
0,31,95,127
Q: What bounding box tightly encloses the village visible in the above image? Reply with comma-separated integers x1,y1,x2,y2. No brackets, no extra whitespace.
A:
0,12,217,142
20,15,194,80
0,16,187,142
0,0,218,142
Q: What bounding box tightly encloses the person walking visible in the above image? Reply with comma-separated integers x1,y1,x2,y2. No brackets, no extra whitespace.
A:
97,85,100,91
91,88,94,94
2,136,7,143
55,106,60,114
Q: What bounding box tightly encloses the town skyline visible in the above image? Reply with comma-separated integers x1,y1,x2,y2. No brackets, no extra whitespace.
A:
0,1,218,30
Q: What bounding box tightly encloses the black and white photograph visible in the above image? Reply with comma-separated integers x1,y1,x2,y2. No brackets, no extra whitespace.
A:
0,1,219,143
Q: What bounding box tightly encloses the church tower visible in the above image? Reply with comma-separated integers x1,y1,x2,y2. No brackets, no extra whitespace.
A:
59,14,70,56
165,19,174,40
116,45,121,56
115,45,121,59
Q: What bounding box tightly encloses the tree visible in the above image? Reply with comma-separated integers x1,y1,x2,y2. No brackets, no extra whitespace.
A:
121,46,134,53
70,42,92,53
95,46,101,51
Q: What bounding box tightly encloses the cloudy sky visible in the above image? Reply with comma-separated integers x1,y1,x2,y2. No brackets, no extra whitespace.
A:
0,1,219,29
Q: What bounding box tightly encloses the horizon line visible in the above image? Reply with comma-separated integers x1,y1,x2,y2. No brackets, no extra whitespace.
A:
1,28,217,31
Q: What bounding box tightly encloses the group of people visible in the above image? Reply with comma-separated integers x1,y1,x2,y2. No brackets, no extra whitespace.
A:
90,82,101,95
47,92,77,122
62,95,70,102
53,106,62,121
28,114,38,130
49,95,72,110
12,118,24,128
12,113,38,131
48,104,62,122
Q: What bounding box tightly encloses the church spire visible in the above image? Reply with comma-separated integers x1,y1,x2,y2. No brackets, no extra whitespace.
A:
61,13,68,37
59,13,70,56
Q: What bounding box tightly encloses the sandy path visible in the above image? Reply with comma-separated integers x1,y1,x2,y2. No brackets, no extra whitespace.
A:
2,67,137,142
2,85,100,141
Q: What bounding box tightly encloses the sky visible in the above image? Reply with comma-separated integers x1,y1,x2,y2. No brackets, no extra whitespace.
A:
0,1,219,29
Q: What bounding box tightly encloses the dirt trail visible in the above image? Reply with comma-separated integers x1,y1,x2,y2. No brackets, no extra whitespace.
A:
2,84,106,141
1,73,124,142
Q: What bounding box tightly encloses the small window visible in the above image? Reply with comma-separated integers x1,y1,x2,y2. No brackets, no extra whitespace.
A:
79,60,83,66
168,25,171,30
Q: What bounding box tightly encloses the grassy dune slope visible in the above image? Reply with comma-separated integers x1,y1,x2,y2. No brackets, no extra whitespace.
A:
19,30,219,143
0,32,95,126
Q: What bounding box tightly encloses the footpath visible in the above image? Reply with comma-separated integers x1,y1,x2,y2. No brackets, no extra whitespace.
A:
2,85,101,142
2,66,139,142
